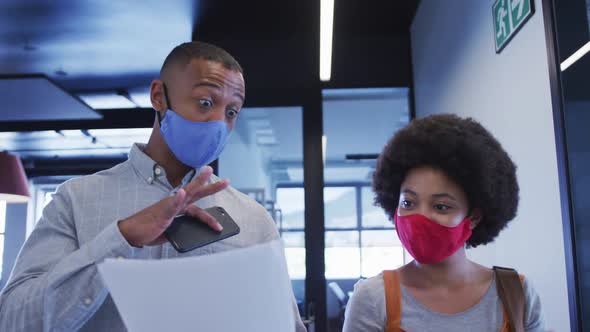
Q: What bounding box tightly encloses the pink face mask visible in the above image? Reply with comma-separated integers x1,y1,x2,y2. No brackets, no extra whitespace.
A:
394,209,472,264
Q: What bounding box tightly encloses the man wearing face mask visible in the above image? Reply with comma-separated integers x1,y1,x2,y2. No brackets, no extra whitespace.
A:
0,41,306,332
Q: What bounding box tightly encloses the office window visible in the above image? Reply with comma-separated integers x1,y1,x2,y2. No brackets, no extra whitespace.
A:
276,184,405,280
276,188,305,230
281,232,306,279
325,231,360,278
360,230,404,277
36,190,54,221
325,187,357,228
276,187,306,279
0,201,6,277
27,179,70,237
361,187,393,228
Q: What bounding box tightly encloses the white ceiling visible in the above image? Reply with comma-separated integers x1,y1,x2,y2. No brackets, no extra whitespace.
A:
0,0,194,82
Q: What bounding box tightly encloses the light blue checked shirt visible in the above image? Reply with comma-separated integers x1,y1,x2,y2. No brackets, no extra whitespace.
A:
0,143,306,332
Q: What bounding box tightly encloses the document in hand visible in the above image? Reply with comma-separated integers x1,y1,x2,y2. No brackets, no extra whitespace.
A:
98,240,295,332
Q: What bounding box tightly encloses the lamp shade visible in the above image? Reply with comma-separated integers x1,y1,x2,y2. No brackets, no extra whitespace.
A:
0,152,30,203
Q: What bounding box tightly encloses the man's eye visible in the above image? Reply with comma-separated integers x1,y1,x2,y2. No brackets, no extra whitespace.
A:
199,99,213,107
226,109,239,119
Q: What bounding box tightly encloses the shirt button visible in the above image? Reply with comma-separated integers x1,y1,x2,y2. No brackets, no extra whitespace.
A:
155,167,162,176
84,298,92,306
147,176,153,184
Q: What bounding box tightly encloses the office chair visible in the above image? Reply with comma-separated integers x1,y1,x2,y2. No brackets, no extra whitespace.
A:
328,281,349,326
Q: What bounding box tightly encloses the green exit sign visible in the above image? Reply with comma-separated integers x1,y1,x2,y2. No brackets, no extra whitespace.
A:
493,0,535,53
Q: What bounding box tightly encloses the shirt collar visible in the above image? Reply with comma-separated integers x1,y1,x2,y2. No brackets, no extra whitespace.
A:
128,143,197,188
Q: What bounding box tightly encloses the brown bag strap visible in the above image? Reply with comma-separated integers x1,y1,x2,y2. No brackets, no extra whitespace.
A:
494,266,525,332
383,270,404,332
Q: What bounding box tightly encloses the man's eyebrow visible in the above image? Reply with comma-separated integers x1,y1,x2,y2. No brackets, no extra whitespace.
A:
193,82,221,90
234,92,245,102
193,82,244,102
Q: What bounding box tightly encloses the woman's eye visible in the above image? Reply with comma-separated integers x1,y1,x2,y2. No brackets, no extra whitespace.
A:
434,204,451,211
400,200,413,208
199,99,213,108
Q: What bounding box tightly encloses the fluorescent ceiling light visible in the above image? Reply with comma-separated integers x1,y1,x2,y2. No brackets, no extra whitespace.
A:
15,148,131,159
128,87,153,108
286,166,372,182
561,41,590,72
79,92,138,109
255,128,274,136
320,0,334,81
58,130,88,137
87,128,152,148
322,87,409,99
256,136,278,145
247,119,272,129
88,128,152,137
0,131,58,140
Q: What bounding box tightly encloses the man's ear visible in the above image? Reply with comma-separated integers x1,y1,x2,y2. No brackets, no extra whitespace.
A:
150,79,167,112
469,208,483,230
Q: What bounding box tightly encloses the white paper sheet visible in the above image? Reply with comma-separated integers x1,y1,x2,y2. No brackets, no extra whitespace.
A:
98,240,295,332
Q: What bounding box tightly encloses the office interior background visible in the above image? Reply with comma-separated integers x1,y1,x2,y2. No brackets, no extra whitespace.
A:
0,0,589,331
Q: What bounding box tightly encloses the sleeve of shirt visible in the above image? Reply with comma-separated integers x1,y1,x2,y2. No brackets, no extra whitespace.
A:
0,181,135,332
523,277,546,332
342,278,384,332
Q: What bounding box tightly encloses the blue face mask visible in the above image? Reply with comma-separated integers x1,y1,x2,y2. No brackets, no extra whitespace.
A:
158,85,230,169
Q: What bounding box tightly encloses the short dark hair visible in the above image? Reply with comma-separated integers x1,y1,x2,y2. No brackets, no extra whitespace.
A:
373,114,519,248
160,41,243,77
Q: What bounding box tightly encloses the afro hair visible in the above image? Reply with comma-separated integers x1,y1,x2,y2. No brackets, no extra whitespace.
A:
373,114,519,247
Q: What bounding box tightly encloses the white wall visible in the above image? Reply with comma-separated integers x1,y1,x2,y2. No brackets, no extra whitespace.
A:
412,1,570,330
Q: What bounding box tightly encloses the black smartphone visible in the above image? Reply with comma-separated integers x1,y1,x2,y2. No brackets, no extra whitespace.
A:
164,206,240,253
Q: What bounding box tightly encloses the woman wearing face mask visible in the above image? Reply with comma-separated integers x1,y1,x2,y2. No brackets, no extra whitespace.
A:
342,114,545,332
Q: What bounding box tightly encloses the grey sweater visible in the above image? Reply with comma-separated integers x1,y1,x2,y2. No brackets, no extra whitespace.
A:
343,271,545,332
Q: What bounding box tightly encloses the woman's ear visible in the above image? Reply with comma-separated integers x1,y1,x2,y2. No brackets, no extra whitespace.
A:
469,208,483,230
